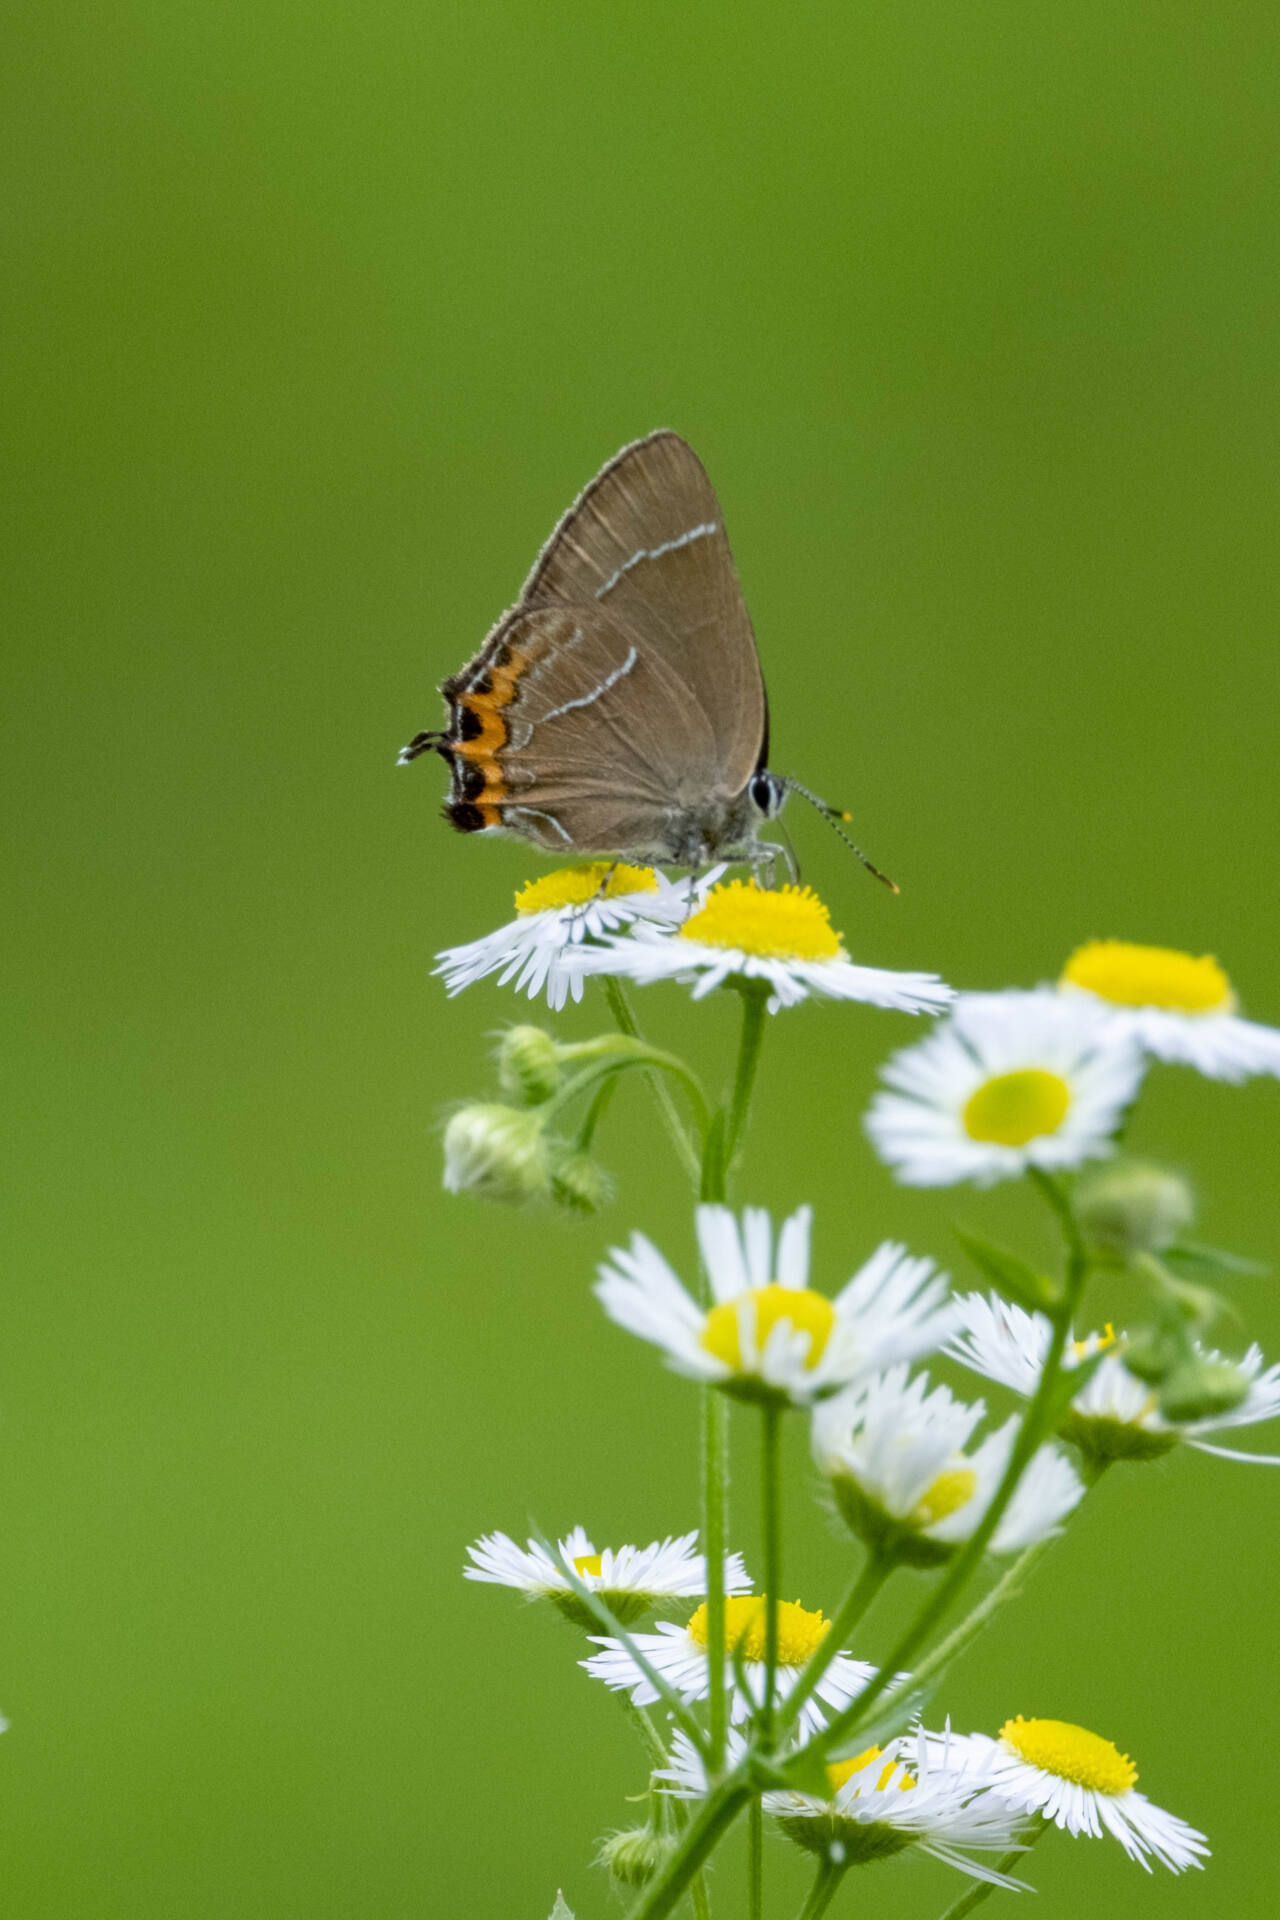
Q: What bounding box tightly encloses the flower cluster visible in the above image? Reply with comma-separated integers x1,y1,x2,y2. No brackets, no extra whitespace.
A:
438,876,1278,1915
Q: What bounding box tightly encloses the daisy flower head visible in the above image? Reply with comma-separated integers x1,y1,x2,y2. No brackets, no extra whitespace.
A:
948,1292,1280,1468
930,1719,1208,1873
866,987,1146,1188
584,1592,875,1740
571,879,954,1015
464,1525,751,1628
433,862,722,1012
595,1204,959,1408
662,1724,1028,1885
1060,939,1280,1084
813,1365,1084,1567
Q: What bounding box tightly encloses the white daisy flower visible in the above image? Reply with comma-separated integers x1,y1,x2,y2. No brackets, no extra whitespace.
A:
929,1719,1208,1873
948,1292,1280,1467
570,880,953,1015
812,1365,1084,1566
1060,939,1280,1083
866,988,1146,1188
595,1204,959,1408
583,1593,875,1740
433,863,723,1012
464,1526,753,1628
661,1724,1028,1885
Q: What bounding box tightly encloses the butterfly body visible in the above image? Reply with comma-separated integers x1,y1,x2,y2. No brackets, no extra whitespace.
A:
401,431,787,871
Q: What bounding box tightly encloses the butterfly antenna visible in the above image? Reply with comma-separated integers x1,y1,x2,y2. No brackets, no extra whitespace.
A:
784,780,900,893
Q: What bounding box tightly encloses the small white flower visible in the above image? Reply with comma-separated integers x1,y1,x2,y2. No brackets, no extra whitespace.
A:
571,880,953,1015
583,1593,875,1740
949,1292,1280,1466
866,988,1146,1188
434,863,723,1012
464,1526,751,1627
1060,939,1280,1083
813,1366,1084,1566
595,1205,958,1408
930,1719,1208,1873
662,1725,1029,1885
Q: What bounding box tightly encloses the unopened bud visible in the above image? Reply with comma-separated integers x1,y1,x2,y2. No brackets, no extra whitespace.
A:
442,1103,550,1205
1159,1358,1249,1424
597,1827,674,1888
495,1025,562,1105
549,1147,615,1216
1120,1328,1183,1385
1075,1161,1194,1258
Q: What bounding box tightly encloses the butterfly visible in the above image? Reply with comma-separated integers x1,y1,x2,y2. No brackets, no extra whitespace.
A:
399,431,891,886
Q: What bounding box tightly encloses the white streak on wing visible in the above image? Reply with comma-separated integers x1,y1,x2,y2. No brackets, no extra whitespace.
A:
538,645,638,723
594,523,718,600
510,806,573,845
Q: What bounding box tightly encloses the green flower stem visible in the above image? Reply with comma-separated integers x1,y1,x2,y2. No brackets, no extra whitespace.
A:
628,1775,752,1920
908,1463,1111,1702
703,1384,730,1771
748,1799,763,1920
799,1189,1090,1768
904,1537,1055,1702
727,981,771,1164
934,1826,1043,1919
575,1072,618,1152
774,1548,891,1744
543,1042,711,1144
794,1857,848,1920
604,977,703,1185
759,1401,783,1747
627,1700,672,1772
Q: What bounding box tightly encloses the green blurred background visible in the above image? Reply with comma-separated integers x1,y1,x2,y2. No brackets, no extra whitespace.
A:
6,2,1280,1913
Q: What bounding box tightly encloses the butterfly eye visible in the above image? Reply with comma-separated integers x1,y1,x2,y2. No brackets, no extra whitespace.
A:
750,770,786,818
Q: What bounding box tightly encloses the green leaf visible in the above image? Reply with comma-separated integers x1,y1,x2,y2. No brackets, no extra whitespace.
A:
1164,1240,1270,1280
548,1893,575,1920
953,1227,1061,1312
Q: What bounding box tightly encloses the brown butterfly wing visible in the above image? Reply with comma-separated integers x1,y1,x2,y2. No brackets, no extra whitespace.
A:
443,602,720,856
518,431,767,800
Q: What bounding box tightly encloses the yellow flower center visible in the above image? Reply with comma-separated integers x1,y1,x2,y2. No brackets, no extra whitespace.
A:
514,863,657,914
1000,1716,1138,1795
573,1553,603,1579
686,1595,829,1666
825,1747,881,1792
700,1285,836,1373
963,1069,1071,1145
1062,940,1233,1014
1071,1323,1117,1362
912,1468,978,1528
679,881,842,960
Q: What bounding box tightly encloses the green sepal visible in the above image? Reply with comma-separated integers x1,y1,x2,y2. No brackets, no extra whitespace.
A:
548,1893,575,1920
953,1226,1061,1312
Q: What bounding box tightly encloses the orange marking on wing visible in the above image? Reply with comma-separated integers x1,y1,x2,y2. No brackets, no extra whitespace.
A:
454,648,527,805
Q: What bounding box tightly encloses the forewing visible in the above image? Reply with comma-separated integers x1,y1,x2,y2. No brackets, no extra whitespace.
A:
518,431,767,795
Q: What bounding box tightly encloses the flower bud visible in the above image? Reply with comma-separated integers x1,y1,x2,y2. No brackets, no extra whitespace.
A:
597,1826,674,1888
1158,1358,1250,1424
1074,1161,1194,1258
1119,1327,1182,1385
495,1025,562,1105
549,1146,615,1216
442,1104,550,1205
